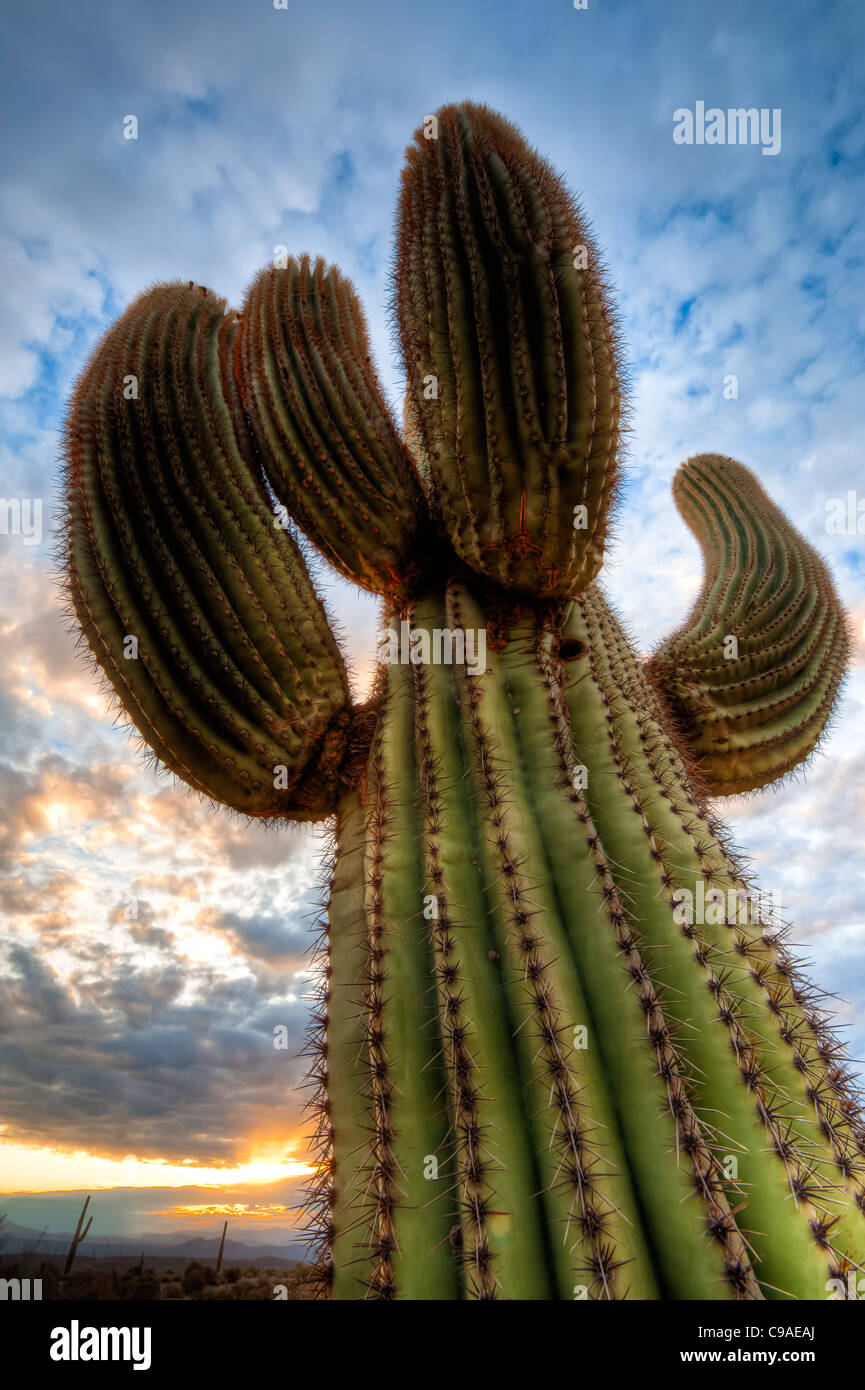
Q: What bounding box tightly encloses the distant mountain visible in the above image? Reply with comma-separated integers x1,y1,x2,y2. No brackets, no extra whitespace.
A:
0,1220,305,1263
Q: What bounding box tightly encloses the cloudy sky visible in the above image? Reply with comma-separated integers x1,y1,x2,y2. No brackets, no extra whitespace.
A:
1,0,864,1247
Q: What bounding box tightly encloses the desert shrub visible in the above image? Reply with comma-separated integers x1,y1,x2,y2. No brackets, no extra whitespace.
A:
235,1275,272,1300
35,1261,61,1299
60,1268,119,1300
118,1269,160,1301
181,1260,218,1297
160,1280,183,1300
201,1282,237,1300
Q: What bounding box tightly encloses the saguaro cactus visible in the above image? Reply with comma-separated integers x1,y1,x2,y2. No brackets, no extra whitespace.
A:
63,1195,93,1276
63,102,864,1300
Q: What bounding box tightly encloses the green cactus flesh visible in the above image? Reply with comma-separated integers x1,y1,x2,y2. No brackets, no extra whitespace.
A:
63,101,864,1299
313,584,864,1300
646,454,850,796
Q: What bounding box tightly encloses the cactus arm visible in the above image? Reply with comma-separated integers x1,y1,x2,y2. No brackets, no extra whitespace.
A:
646,454,850,796
64,282,352,819
239,258,428,600
395,102,623,599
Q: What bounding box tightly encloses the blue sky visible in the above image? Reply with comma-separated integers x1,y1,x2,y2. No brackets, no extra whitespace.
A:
1,0,864,1234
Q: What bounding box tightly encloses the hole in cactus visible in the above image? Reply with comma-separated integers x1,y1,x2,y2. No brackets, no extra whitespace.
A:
559,638,585,661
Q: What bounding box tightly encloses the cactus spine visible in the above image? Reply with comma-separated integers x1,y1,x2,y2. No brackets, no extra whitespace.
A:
63,102,864,1300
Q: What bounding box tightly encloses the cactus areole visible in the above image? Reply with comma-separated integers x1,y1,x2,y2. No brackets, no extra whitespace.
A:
63,102,863,1300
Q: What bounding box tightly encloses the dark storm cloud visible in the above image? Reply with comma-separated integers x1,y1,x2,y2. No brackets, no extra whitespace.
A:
0,929,311,1163
219,910,312,963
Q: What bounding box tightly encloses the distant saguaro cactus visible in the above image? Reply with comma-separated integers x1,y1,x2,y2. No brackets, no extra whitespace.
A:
63,1195,92,1276
63,102,864,1300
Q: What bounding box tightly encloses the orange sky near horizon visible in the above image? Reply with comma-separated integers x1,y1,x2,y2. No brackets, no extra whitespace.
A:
0,1137,314,1196
158,1202,300,1220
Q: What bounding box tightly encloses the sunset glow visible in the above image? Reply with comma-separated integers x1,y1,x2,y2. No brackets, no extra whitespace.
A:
0,1140,314,1194
159,1203,297,1220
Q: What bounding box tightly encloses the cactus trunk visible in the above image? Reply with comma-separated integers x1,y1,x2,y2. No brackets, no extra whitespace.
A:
310,584,865,1300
